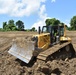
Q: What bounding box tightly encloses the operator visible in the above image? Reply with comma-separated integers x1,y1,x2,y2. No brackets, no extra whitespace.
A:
54,30,59,43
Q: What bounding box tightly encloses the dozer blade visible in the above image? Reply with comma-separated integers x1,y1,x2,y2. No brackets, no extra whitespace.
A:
8,38,35,63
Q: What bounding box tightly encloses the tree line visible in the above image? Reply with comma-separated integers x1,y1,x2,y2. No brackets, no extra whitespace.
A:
45,18,64,26
0,19,36,31
45,15,76,31
1,20,24,31
45,16,76,30
0,15,76,31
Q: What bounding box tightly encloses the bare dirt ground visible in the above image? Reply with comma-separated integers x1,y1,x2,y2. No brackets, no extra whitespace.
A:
0,31,76,75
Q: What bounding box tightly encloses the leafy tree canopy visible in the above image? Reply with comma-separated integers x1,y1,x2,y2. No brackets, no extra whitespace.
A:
31,27,36,31
3,22,7,29
2,20,18,31
16,20,24,31
2,19,25,31
45,18,60,26
70,16,76,30
8,20,16,30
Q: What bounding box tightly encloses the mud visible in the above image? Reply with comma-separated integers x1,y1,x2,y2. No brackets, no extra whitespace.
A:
0,31,76,75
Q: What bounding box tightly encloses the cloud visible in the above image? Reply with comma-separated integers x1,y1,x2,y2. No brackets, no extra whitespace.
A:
31,20,46,31
0,0,46,17
31,5,48,30
39,5,47,19
64,20,70,27
51,0,56,3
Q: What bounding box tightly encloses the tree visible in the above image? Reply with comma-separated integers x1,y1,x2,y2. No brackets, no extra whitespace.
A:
45,19,51,26
8,20,16,30
70,16,76,30
45,18,60,26
31,27,36,31
0,28,4,31
59,22,64,26
2,20,17,31
16,20,24,31
8,20,14,25
54,19,60,25
3,22,7,29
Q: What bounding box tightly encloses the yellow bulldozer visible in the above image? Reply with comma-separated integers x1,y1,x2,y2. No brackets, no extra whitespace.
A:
8,25,75,63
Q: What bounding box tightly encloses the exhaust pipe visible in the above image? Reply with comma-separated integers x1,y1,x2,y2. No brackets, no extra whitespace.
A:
38,26,41,34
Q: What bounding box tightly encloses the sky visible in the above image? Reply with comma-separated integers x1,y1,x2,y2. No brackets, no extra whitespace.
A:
0,0,76,30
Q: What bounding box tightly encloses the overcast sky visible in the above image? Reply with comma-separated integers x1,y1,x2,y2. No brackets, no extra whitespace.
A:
0,0,76,30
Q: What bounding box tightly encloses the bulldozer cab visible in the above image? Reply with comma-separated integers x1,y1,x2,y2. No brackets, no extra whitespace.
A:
42,25,65,45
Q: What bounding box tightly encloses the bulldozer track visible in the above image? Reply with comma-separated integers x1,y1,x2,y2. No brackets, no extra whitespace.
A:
37,42,71,61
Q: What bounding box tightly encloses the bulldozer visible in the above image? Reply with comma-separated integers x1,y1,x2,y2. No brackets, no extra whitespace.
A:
8,25,75,64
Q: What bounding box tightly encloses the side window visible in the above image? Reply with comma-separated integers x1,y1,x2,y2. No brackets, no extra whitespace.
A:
43,27,47,33
60,28,64,36
51,29,54,36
